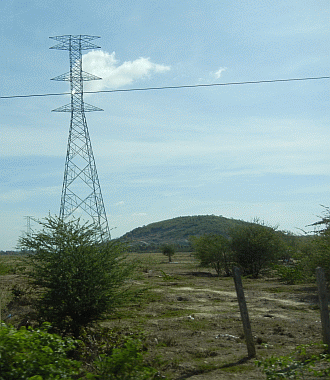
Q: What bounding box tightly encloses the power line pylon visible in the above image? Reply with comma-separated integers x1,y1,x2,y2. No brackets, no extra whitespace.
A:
23,216,41,237
24,216,33,237
50,35,110,241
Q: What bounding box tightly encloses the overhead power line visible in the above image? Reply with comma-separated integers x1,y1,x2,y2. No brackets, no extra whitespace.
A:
0,75,329,100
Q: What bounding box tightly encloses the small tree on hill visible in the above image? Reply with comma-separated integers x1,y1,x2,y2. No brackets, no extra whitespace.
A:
19,215,135,336
161,244,175,263
191,234,232,276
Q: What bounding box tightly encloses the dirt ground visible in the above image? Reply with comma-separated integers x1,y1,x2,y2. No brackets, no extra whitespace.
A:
0,252,327,379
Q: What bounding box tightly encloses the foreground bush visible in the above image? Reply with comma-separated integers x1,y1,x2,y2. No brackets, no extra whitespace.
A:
256,343,330,379
94,338,158,380
0,323,159,380
0,322,82,380
19,216,135,336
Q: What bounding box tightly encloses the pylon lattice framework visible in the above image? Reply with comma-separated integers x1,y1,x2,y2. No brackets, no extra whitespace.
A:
50,35,111,241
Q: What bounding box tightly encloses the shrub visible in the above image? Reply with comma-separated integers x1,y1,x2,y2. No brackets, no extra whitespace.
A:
19,216,135,336
161,244,175,263
298,206,330,281
273,263,305,285
230,220,283,278
94,338,158,380
191,234,232,276
256,343,330,379
0,322,83,380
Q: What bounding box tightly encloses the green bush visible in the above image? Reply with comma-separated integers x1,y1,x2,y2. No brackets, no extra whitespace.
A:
0,322,82,380
94,338,158,380
191,234,232,276
273,263,305,284
230,221,283,278
256,343,330,379
19,216,135,336
307,235,330,281
298,206,330,282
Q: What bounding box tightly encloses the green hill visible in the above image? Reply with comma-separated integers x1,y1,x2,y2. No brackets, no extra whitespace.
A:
120,215,251,251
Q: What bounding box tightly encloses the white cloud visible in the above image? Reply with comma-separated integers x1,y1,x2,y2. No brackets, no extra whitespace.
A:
114,201,125,206
82,50,170,92
214,67,227,79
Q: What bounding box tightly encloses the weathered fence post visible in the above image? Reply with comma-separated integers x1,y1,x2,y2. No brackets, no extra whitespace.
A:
233,266,256,358
316,267,330,351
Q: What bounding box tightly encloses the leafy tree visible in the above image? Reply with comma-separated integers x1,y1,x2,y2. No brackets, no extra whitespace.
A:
230,220,282,278
161,244,175,262
191,234,232,276
19,216,135,336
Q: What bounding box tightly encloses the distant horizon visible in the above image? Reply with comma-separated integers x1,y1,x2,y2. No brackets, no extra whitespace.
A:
2,211,319,251
1,1,329,251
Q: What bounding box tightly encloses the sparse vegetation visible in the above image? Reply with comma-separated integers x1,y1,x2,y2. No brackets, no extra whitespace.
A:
2,213,330,379
1,250,326,379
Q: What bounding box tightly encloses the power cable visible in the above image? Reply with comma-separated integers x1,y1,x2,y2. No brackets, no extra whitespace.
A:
0,75,329,100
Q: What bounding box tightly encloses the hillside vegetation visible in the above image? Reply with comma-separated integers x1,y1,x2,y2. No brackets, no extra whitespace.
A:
120,215,263,250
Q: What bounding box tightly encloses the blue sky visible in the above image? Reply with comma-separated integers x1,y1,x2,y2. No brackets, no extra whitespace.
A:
1,0,329,250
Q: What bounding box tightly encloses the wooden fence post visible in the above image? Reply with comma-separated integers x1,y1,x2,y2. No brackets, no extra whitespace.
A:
233,266,256,358
316,267,330,351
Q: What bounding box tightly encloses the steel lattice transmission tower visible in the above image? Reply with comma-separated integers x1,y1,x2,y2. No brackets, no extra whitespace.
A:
50,35,111,241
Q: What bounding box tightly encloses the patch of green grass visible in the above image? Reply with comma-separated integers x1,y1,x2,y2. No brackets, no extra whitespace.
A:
0,261,15,275
159,308,190,318
195,361,218,373
266,286,293,293
182,317,210,330
279,304,303,311
220,363,256,373
191,349,218,359
156,334,178,347
256,343,330,379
